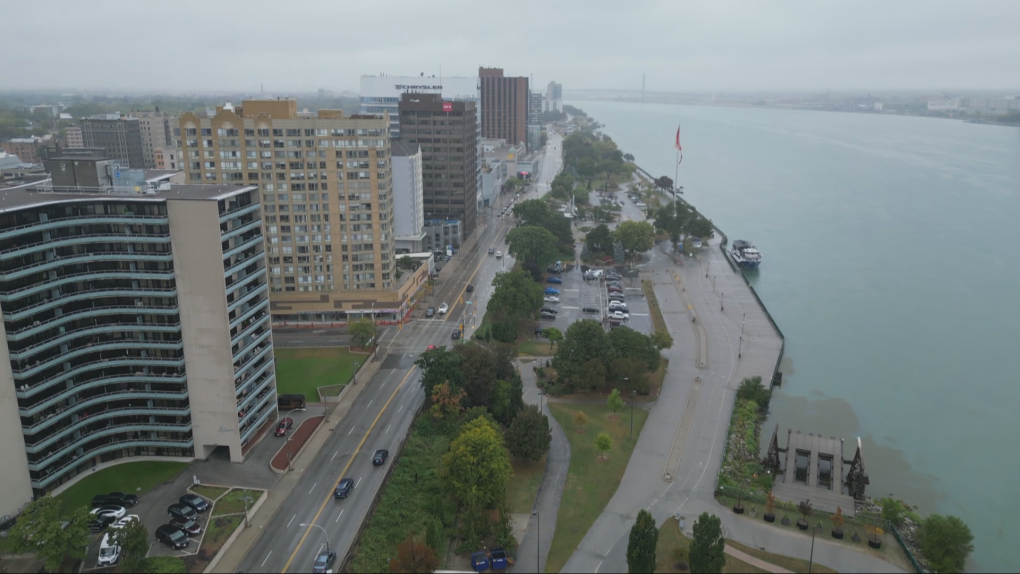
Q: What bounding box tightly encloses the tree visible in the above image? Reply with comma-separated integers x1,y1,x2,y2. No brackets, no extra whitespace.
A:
554,319,614,389
735,376,770,412
512,198,552,225
507,372,525,424
113,520,149,573
831,507,845,536
506,405,552,462
594,431,613,461
578,358,608,394
442,416,513,511
487,270,544,321
490,379,513,426
507,225,559,268
610,357,650,394
650,329,674,350
797,499,813,529
389,534,440,573
544,327,563,349
614,240,626,263
416,347,466,404
879,497,906,526
144,556,188,573
623,153,635,162
654,202,693,250
654,175,674,192
627,509,659,573
349,317,376,347
689,512,726,574
8,497,90,573
607,388,625,419
687,215,715,239
916,514,974,574
764,491,776,518
398,255,414,269
585,224,613,254
430,382,466,419
607,327,660,371
455,343,500,409
616,220,656,254
573,410,588,433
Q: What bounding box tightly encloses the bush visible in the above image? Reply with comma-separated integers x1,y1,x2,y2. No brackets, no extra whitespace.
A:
916,514,974,574
735,376,770,412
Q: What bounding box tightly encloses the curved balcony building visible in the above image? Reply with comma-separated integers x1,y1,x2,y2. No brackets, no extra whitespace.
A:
0,175,276,513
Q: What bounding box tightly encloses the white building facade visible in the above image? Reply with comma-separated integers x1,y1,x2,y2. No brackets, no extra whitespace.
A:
392,141,425,253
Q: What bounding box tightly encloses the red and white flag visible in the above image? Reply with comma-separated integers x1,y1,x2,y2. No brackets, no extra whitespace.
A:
675,126,683,164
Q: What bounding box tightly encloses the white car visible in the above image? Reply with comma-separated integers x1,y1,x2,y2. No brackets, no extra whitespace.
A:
544,296,560,303
495,251,503,258
111,515,140,530
438,303,449,315
91,506,127,521
98,533,120,566
609,310,630,320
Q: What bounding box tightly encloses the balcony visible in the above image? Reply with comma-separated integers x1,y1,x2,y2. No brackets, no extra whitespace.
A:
12,340,184,379
9,322,182,361
0,269,176,302
222,233,264,262
230,319,267,349
29,422,193,471
240,403,274,444
219,202,260,223
24,405,191,453
20,372,187,417
16,357,186,401
0,233,169,260
0,214,169,241
234,342,272,375
223,252,263,280
0,251,175,281
236,361,274,398
31,436,195,490
229,299,269,332
227,282,267,314
3,288,178,322
238,388,276,430
221,218,263,243
232,330,271,364
24,389,190,434
8,305,180,341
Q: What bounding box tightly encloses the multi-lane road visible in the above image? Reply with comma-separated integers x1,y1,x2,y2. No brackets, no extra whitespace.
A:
235,129,563,573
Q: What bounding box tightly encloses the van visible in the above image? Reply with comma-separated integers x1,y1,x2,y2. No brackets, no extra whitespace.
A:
277,394,306,410
98,533,120,566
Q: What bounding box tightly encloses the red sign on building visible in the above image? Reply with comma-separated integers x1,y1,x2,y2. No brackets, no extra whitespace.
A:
442,101,453,112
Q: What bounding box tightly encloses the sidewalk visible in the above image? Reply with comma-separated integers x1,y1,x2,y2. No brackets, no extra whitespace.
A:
211,356,386,573
726,545,792,574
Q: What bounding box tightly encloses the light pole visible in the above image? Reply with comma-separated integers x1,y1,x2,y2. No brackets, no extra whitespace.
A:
352,361,359,385
808,521,822,573
531,510,540,572
241,489,253,527
300,522,332,559
370,302,376,345
721,292,724,312
630,388,636,441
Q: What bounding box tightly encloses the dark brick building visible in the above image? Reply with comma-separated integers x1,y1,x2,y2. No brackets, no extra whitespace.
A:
479,67,529,146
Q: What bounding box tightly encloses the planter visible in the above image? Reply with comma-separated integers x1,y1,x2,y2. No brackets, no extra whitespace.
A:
797,519,809,531
764,513,776,523
781,516,791,526
732,504,745,514
868,538,882,549
831,529,844,540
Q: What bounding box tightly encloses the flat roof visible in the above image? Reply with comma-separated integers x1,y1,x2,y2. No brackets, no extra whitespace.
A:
0,183,258,214
391,140,419,157
144,169,181,182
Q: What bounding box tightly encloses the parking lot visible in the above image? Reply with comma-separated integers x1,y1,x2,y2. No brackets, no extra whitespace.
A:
537,264,654,338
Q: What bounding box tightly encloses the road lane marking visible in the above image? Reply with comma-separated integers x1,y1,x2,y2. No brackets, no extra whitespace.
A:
355,477,363,488
282,365,418,572
348,426,355,436
291,340,304,343
444,226,511,321
562,306,579,309
384,424,391,434
367,400,373,408
287,514,295,528
335,509,344,523
330,450,338,462
262,551,273,567
398,404,404,414
308,482,317,495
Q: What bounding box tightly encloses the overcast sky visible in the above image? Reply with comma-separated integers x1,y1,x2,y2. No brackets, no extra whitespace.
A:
4,0,1018,94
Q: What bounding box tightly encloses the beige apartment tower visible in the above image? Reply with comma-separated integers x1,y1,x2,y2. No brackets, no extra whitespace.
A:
179,99,428,324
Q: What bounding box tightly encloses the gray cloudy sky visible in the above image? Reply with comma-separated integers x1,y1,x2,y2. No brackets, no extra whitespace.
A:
4,0,1018,93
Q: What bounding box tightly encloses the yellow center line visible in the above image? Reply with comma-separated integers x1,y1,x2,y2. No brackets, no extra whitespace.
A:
443,224,511,322
282,365,418,572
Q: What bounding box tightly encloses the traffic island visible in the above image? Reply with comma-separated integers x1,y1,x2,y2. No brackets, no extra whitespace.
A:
270,416,324,473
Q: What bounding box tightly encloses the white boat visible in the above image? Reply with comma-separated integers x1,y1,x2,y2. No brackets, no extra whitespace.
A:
730,240,762,270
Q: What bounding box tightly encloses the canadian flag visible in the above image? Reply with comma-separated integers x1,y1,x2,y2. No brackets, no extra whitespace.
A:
675,126,683,165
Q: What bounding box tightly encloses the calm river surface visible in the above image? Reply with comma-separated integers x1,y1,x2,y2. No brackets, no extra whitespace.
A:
572,100,1020,572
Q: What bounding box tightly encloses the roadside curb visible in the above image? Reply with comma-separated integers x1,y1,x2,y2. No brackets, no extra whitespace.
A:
269,416,324,474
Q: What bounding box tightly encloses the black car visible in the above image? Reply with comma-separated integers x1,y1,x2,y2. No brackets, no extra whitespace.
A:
167,503,198,521
334,478,354,499
540,307,558,315
372,449,389,466
169,516,203,537
541,312,556,319
155,524,189,550
466,283,475,292
425,307,435,318
451,329,461,340
92,492,138,508
535,327,545,337
88,514,115,532
582,306,599,313
313,549,338,574
179,494,209,513
546,267,562,274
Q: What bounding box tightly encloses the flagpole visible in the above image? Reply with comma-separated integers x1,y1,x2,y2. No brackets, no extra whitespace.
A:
674,122,681,237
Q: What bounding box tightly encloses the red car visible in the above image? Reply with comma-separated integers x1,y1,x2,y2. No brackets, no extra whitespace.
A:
275,417,294,437
426,345,436,351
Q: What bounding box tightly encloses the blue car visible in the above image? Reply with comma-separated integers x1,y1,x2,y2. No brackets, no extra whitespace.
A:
546,276,562,284
544,287,560,295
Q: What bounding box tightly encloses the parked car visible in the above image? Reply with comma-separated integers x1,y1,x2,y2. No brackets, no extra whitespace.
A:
88,515,116,532
608,305,629,314
541,312,556,320
534,327,545,337
155,525,189,550
273,417,293,437
438,302,449,314
488,247,495,255
92,493,138,508
607,287,623,294
582,305,599,313
278,394,307,410
495,251,503,258
179,494,209,513
334,478,354,499
167,504,197,521
541,307,558,315
372,449,389,466
98,533,120,566
451,329,461,340
543,287,560,295
609,319,623,327
543,295,560,303
91,506,127,521
110,515,140,530
546,267,562,274
313,549,337,574
466,283,475,292
169,516,203,537
426,344,436,351
425,307,436,318
546,277,562,284
609,310,630,320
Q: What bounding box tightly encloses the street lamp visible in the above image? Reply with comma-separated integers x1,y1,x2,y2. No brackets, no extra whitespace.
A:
808,521,822,573
300,522,332,560
352,361,359,385
629,387,636,441
531,510,540,572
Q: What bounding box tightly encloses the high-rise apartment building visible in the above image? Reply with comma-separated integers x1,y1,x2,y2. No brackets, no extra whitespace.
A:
391,140,425,253
178,99,424,324
0,174,276,515
398,94,479,242
545,81,563,113
64,125,84,149
131,110,175,169
528,91,544,151
81,115,145,168
478,68,529,146
1,136,53,164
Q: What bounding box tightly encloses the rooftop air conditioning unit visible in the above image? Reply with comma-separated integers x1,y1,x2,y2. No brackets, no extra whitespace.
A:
158,182,171,191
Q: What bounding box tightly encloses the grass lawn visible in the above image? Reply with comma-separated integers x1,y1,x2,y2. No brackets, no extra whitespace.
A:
506,455,547,514
54,461,188,517
642,279,667,334
518,340,555,356
545,403,649,573
211,489,256,516
190,514,244,572
191,485,229,501
727,539,838,574
274,347,359,402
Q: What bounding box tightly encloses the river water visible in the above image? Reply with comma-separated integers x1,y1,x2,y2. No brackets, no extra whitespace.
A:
571,100,1020,572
